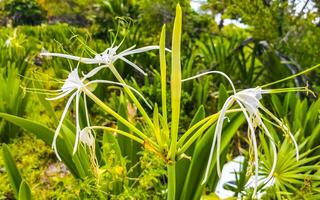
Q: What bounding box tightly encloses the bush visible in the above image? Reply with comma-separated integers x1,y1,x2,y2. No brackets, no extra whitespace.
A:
3,0,47,26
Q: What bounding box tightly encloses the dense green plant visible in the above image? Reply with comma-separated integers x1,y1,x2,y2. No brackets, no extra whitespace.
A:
1,3,320,200
209,93,320,199
0,66,27,142
2,0,46,26
203,0,320,71
1,144,33,199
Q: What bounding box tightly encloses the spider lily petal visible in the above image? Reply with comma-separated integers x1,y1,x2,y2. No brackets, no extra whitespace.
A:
40,44,167,75
46,90,74,101
202,96,234,184
82,65,108,79
201,85,297,197
80,128,94,147
52,92,77,161
186,71,297,197
118,45,162,56
117,56,147,76
235,98,259,195
74,92,81,154
40,53,98,64
48,67,151,159
48,68,85,160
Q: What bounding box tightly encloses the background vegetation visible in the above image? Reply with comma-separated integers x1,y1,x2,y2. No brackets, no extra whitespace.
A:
0,0,319,199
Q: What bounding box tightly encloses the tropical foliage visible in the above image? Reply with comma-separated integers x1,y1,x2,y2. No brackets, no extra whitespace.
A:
0,0,320,199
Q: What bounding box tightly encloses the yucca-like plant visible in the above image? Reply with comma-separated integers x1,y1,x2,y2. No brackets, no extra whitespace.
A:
260,134,320,199
0,65,28,142
1,4,320,199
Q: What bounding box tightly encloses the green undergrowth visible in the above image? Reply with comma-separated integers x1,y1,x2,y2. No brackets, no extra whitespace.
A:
0,134,79,199
0,133,167,199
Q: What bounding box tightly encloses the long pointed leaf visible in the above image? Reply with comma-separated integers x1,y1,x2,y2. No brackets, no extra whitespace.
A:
2,144,22,198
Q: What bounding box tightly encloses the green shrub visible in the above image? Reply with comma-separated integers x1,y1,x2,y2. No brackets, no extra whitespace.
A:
3,0,47,26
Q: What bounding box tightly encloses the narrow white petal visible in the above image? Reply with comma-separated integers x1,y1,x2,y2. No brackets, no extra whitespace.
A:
182,71,237,94
46,89,74,101
287,129,299,161
83,65,108,79
249,128,259,197
118,45,136,55
216,97,235,177
73,91,81,155
260,119,278,183
235,99,259,197
52,92,77,160
118,56,147,76
260,105,299,161
119,45,160,57
202,96,234,184
40,53,99,64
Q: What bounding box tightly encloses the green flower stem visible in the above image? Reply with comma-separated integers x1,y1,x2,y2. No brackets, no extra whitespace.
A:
177,115,214,147
178,114,219,155
167,3,182,160
261,63,320,88
178,109,241,152
108,64,155,130
83,88,159,150
177,109,241,155
167,164,176,200
153,104,164,148
167,4,182,200
88,126,144,144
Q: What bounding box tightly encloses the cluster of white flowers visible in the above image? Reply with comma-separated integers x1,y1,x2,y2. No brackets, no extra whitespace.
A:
41,43,161,160
42,40,300,198
183,70,299,196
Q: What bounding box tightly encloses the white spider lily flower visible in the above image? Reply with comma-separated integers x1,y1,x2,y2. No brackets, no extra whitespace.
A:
40,45,166,76
5,38,11,47
80,128,95,147
49,67,151,160
183,71,299,196
4,29,18,47
48,68,83,161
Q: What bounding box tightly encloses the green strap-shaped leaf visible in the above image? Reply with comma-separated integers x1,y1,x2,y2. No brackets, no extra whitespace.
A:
2,144,22,198
218,84,229,110
18,181,33,200
176,105,205,199
180,113,245,200
0,113,80,178
169,3,182,159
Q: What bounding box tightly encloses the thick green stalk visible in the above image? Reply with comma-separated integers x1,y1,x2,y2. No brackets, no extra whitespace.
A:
167,164,176,200
108,64,155,130
168,3,182,160
89,126,144,144
167,4,182,200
